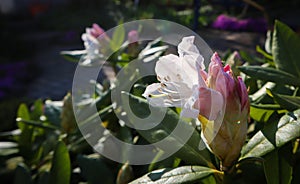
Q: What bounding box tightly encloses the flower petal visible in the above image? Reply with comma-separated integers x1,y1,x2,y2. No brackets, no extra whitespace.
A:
194,87,224,121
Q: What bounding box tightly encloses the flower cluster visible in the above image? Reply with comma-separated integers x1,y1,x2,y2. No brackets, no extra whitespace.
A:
143,36,249,170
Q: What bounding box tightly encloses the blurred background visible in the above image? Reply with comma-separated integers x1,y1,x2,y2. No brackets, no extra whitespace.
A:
0,0,299,135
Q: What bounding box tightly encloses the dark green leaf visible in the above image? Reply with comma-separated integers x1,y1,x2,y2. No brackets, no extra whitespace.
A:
48,141,71,184
238,66,300,86
129,166,220,184
148,150,178,172
13,164,32,184
241,109,300,159
272,20,300,77
268,89,300,111
234,157,266,184
121,92,213,167
77,155,114,184
263,144,293,184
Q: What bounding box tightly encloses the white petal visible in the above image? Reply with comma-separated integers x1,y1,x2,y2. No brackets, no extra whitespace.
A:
180,85,199,118
178,36,205,70
142,82,191,107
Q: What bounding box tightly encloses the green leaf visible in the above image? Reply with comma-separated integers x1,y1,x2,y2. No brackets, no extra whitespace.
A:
241,109,300,159
264,144,293,184
121,92,213,167
238,66,300,87
129,166,221,184
17,104,35,161
77,155,114,184
268,89,300,111
17,104,30,131
250,105,275,123
48,141,71,184
110,23,125,51
16,118,59,131
13,164,32,184
272,20,300,77
30,99,43,121
60,50,86,62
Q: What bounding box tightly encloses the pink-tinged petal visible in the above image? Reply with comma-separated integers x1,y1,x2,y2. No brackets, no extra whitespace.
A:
194,87,224,120
224,64,231,73
211,52,223,67
237,76,249,111
92,23,105,38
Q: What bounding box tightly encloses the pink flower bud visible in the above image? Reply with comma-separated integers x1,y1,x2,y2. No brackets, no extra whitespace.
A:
198,52,249,170
127,30,139,43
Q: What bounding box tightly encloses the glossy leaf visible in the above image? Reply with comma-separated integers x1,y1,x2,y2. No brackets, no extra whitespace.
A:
48,141,71,184
241,109,300,159
77,155,114,184
129,166,221,184
272,20,300,77
121,92,213,167
238,66,300,86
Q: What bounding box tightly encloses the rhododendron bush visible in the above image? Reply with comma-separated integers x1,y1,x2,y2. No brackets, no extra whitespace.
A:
1,20,300,184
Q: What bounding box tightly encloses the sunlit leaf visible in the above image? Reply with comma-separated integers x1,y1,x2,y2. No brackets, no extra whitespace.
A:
272,20,300,77
48,141,71,184
129,166,221,184
241,109,300,159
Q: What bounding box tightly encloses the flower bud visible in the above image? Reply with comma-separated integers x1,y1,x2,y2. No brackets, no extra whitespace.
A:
199,53,249,171
61,93,76,133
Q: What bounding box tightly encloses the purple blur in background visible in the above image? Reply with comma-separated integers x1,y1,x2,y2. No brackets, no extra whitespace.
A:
212,14,268,33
